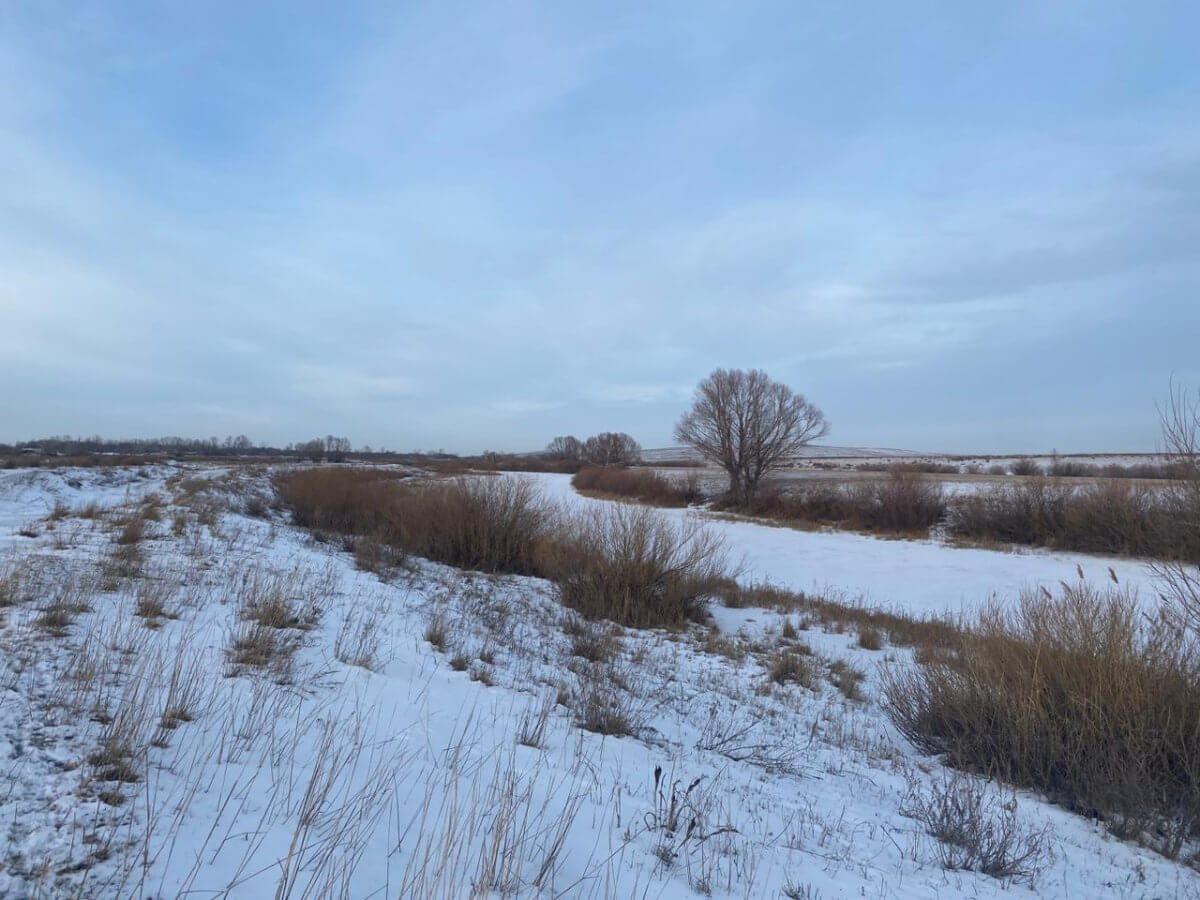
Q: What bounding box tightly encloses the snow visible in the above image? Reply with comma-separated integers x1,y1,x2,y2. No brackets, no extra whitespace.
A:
524,472,1160,619
0,464,1193,898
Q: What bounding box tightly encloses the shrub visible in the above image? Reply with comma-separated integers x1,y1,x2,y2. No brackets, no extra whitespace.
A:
544,505,726,628
1009,458,1043,477
857,627,883,650
902,775,1051,882
883,582,1200,859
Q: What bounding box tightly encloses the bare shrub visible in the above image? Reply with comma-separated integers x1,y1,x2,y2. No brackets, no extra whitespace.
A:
1010,458,1043,477
544,505,727,628
902,775,1051,882
883,581,1200,859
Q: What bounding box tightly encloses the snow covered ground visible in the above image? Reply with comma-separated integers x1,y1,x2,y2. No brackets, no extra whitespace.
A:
0,464,1194,898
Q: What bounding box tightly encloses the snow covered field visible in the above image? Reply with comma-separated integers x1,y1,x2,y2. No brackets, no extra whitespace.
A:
0,464,1194,898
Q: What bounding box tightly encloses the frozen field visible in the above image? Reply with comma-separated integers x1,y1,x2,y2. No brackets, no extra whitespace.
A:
0,464,1193,898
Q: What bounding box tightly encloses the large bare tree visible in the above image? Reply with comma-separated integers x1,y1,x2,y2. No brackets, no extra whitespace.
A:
675,368,828,504
545,435,583,461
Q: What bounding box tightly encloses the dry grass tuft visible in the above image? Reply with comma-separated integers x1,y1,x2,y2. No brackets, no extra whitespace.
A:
543,505,727,629
857,626,884,650
769,649,816,688
115,516,146,546
902,775,1052,882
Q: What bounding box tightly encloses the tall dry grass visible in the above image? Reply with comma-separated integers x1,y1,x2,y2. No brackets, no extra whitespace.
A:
277,469,553,576
731,470,946,536
542,504,727,628
571,465,702,507
277,468,727,628
948,479,1199,561
883,581,1200,858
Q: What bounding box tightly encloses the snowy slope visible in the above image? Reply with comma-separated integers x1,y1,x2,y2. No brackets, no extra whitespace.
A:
0,464,1191,898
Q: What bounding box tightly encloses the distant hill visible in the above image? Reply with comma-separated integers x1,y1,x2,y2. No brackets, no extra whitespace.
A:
640,444,926,462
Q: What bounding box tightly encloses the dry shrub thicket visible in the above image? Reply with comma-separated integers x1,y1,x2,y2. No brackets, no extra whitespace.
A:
884,582,1200,859
277,469,724,628
947,478,1200,561
280,470,550,576
734,470,945,536
571,465,702,507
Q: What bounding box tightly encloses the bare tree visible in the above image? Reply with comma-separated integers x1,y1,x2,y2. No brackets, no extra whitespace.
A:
297,439,325,462
583,432,641,467
324,435,351,462
675,368,828,504
1155,381,1200,634
545,435,583,461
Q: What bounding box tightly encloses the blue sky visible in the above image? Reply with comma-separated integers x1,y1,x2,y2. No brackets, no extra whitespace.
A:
1,1,1197,453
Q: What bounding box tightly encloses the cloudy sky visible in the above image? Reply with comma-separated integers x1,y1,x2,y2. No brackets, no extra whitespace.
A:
2,1,1196,453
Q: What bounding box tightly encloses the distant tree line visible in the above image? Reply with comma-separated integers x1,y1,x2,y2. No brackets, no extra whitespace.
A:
545,432,641,467
0,434,357,461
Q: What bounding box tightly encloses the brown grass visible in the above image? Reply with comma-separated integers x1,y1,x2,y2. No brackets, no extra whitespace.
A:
730,470,945,537
947,478,1200,561
277,469,552,576
115,516,146,545
769,649,816,688
571,465,702,507
542,505,727,629
883,581,1200,859
715,580,961,653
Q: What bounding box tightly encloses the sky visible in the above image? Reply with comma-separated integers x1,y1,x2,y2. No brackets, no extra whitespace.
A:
1,1,1197,454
